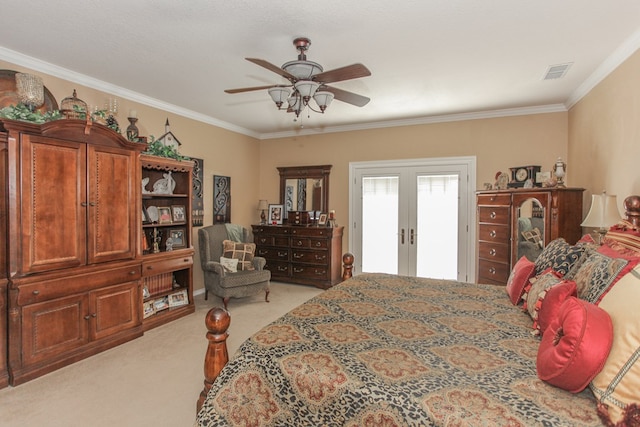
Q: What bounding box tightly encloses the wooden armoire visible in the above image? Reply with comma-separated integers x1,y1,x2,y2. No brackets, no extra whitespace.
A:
3,119,145,385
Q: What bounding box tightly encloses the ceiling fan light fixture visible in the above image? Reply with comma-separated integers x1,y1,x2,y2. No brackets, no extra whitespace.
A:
313,91,334,112
294,80,320,101
282,60,323,79
268,87,291,109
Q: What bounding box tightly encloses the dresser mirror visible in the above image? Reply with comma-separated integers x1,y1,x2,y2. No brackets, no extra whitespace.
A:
278,165,332,214
515,197,546,262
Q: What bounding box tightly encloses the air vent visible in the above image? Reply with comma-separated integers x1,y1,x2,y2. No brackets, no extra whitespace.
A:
543,63,572,80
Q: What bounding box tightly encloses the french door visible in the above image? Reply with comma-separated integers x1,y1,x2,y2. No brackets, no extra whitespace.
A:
350,157,476,281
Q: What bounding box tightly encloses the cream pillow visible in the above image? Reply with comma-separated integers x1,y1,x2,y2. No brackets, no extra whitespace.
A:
219,256,239,273
590,265,640,424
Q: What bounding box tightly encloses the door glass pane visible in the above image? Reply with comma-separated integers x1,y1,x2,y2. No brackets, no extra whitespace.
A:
416,174,458,279
362,176,398,274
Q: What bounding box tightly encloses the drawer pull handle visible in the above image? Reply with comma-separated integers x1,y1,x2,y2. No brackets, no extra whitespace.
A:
490,211,497,219
294,253,304,259
278,251,287,257
315,255,326,261
183,258,189,262
129,270,137,275
489,230,496,238
294,268,304,273
32,290,40,295
260,238,267,243
147,266,153,270
315,242,322,247
84,315,91,320
315,270,326,275
296,240,303,246
489,249,496,256
278,266,288,272
489,267,496,275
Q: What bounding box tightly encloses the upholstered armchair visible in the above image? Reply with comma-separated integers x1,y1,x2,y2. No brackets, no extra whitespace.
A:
198,224,270,310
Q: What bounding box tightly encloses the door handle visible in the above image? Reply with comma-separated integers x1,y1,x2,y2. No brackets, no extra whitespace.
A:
410,229,415,245
400,228,405,244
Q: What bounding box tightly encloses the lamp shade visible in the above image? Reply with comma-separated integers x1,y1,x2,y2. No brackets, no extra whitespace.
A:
257,199,269,210
268,87,290,108
581,192,621,229
282,60,323,79
294,80,320,99
313,91,334,112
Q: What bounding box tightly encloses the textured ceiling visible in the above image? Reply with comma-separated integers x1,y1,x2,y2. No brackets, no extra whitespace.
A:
0,1,639,139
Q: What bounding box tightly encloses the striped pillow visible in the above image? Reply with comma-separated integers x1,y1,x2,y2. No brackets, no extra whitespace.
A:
590,265,640,424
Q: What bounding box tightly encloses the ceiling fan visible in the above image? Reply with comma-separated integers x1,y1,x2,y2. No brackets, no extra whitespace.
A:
224,37,371,118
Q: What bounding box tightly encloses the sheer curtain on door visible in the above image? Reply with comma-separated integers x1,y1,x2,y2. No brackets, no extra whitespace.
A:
362,176,399,274
416,174,458,279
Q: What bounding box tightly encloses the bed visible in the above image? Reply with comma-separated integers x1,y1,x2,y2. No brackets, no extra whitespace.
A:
195,196,640,427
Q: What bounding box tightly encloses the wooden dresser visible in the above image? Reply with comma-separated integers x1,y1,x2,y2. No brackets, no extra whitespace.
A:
476,188,584,285
252,225,343,289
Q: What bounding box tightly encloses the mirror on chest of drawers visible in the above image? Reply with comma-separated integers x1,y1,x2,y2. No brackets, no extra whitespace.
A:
278,165,332,216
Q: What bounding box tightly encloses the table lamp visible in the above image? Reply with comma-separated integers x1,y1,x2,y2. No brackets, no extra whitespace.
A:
257,199,269,224
581,190,621,244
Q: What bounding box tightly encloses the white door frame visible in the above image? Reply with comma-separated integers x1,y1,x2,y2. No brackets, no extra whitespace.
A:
349,156,477,282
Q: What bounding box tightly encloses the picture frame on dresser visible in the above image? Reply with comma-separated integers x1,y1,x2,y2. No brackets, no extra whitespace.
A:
317,213,328,226
269,204,284,225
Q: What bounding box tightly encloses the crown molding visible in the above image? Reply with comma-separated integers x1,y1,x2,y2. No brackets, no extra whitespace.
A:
0,46,261,139
258,104,567,140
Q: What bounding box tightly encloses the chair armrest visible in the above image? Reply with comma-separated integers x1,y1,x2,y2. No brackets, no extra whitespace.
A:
203,261,226,276
253,256,267,270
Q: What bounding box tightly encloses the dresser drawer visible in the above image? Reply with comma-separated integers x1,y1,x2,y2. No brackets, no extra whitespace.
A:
477,260,510,284
292,250,329,265
478,206,509,225
478,241,509,263
290,227,332,237
478,224,510,244
265,260,290,276
477,194,511,206
291,237,311,248
291,264,329,280
257,247,289,261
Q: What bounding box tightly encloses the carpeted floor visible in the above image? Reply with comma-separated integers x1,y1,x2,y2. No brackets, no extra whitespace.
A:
0,282,322,427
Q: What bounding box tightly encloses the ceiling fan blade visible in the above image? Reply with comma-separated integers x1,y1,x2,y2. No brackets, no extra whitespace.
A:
246,58,295,81
314,63,371,84
322,86,370,107
224,85,278,94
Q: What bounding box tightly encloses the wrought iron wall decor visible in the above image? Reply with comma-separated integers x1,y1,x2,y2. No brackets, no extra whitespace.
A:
213,175,231,224
191,157,204,226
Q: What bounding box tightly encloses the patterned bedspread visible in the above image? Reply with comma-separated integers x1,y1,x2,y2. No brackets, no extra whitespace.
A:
195,273,601,426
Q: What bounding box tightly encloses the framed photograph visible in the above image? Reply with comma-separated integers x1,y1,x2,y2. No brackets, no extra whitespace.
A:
143,301,156,319
157,207,172,224
142,285,150,299
171,205,186,223
317,213,328,226
168,289,188,307
169,228,185,248
269,204,284,225
153,296,169,312
536,171,551,186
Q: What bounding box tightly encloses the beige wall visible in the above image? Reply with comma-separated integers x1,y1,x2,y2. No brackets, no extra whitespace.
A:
259,113,569,248
0,60,261,291
5,45,638,290
568,49,640,210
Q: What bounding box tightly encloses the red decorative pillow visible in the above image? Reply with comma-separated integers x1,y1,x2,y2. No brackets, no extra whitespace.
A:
537,297,613,393
536,280,577,335
505,256,536,305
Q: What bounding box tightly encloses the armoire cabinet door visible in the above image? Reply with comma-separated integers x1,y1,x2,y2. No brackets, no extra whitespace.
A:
87,145,137,264
21,293,89,366
19,135,87,274
90,281,140,341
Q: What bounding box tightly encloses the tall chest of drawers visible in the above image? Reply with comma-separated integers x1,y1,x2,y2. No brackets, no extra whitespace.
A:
477,193,512,285
252,225,344,289
476,188,584,285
